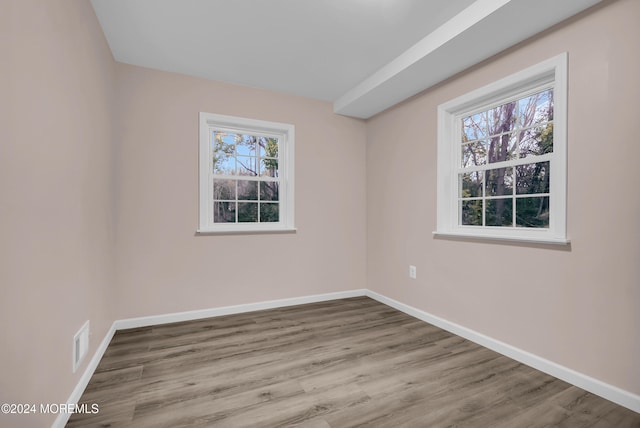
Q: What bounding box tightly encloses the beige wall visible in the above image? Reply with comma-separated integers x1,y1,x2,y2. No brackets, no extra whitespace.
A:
366,0,640,395
0,0,116,426
113,64,367,319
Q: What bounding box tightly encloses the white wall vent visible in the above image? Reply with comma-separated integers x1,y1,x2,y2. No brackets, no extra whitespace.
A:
73,320,90,373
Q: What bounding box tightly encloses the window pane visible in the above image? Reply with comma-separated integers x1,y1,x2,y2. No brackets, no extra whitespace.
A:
461,200,482,226
486,198,513,227
486,167,513,197
213,201,236,223
260,158,279,177
213,179,236,200
237,156,258,176
516,162,550,195
260,181,279,201
518,89,553,126
236,134,257,156
213,156,235,175
212,132,236,175
237,180,258,200
460,172,483,198
488,101,516,136
462,141,487,167
260,203,279,222
487,133,517,163
516,197,549,228
237,202,258,222
519,124,553,158
258,137,279,158
462,112,487,142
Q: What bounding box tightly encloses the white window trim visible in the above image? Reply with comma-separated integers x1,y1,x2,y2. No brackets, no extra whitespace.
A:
197,112,295,234
434,53,569,245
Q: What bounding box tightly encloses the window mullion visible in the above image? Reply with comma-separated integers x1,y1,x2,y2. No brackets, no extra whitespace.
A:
482,170,486,227
257,157,262,223
512,160,516,227
460,153,553,173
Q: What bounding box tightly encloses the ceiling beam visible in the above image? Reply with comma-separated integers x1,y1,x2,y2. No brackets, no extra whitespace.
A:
333,0,601,119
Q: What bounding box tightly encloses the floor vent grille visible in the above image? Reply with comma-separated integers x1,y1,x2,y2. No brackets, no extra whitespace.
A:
73,321,90,373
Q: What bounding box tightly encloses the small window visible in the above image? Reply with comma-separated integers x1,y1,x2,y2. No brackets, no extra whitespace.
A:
198,113,295,233
435,53,568,244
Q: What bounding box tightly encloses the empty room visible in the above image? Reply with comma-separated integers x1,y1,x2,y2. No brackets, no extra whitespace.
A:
1,0,639,426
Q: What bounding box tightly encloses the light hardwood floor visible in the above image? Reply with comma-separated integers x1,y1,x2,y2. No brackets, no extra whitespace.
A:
67,297,640,427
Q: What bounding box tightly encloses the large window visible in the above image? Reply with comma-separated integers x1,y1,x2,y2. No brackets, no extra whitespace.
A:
198,113,295,233
436,53,568,244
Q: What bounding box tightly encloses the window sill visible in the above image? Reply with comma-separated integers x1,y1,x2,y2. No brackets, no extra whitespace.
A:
196,227,297,236
432,231,570,246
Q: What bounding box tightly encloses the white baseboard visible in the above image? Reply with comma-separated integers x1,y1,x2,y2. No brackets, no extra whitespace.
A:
52,322,117,428
114,289,367,330
53,287,638,428
364,289,640,414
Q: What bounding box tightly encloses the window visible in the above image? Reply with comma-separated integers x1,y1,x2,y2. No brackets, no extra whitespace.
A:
198,113,295,233
435,53,568,244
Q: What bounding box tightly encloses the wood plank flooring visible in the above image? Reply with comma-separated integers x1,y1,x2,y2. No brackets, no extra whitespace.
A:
67,297,640,427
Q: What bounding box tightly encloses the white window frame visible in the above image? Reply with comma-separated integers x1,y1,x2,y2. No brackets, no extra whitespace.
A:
198,112,295,234
435,53,568,245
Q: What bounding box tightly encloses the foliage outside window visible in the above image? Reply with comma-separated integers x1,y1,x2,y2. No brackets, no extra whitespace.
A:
199,113,295,233
436,54,568,244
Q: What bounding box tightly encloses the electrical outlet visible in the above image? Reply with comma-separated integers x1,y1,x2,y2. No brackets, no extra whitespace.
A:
409,265,417,279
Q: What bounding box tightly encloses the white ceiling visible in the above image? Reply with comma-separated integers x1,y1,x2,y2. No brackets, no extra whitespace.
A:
91,0,601,119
